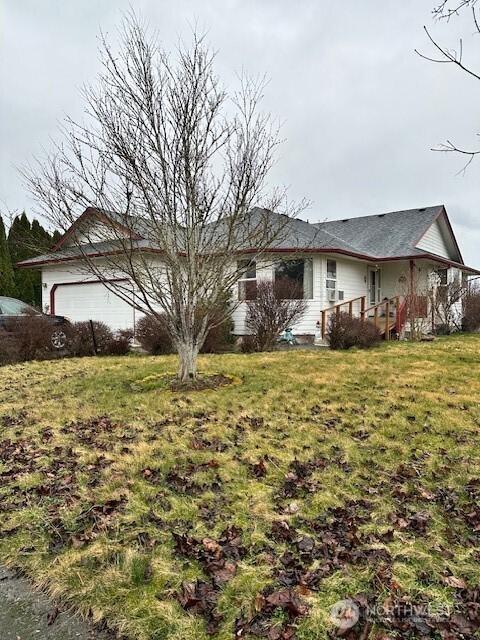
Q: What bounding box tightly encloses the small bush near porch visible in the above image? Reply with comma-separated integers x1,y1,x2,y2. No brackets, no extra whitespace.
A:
327,311,382,349
0,336,479,639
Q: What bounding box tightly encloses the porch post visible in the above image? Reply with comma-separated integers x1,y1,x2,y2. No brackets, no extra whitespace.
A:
385,300,390,340
409,259,415,333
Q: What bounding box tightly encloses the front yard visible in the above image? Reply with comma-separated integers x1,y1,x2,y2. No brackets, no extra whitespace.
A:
0,337,479,639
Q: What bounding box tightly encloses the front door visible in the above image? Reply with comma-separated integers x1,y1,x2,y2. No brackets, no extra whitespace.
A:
368,267,381,306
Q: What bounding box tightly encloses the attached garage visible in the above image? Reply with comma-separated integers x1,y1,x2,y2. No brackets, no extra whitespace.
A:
51,280,136,332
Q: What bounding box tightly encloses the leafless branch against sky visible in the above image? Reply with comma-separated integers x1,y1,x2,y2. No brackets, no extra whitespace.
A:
432,0,479,20
416,1,480,173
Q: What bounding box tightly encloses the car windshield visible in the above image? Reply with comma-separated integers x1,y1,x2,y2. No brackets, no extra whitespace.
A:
0,297,38,316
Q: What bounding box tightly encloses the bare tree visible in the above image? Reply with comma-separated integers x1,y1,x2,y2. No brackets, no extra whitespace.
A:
245,279,307,351
417,1,480,171
23,14,306,382
463,279,480,330
398,271,431,340
428,273,467,332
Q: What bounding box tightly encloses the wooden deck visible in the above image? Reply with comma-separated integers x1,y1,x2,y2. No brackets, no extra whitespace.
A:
320,295,407,341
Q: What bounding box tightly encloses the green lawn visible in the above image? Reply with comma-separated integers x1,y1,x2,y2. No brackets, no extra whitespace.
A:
0,336,479,639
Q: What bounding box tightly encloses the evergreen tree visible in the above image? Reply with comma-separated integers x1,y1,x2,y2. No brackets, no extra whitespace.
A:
51,230,62,247
31,219,53,253
7,213,59,307
0,214,15,297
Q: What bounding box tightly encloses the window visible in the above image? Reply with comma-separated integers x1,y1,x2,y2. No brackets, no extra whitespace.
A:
327,260,337,279
238,260,257,300
437,268,448,286
0,297,36,316
274,259,313,300
326,260,337,299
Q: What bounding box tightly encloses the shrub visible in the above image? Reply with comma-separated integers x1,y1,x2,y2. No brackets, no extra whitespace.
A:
136,315,173,355
0,317,132,365
245,279,307,351
435,323,452,336
106,329,133,356
199,297,235,353
462,292,480,332
200,319,235,353
240,334,258,353
136,299,234,355
70,321,114,356
2,314,59,362
327,312,381,350
0,329,20,365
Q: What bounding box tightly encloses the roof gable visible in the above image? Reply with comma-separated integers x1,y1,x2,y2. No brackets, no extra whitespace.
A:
52,208,143,251
315,206,445,259
416,209,463,263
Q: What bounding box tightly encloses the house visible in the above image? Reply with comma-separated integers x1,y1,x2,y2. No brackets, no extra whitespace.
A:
18,204,479,339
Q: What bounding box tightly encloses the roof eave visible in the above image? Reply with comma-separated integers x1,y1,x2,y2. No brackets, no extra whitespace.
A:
18,244,480,275
16,246,166,269
239,246,480,273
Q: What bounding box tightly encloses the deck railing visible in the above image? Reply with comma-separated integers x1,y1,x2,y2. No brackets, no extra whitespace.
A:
360,296,401,341
320,295,406,340
320,296,366,338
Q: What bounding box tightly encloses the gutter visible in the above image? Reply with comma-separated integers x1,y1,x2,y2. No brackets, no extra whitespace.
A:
17,246,480,275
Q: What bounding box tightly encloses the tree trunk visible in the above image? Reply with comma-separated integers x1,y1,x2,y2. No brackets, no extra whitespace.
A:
176,339,199,383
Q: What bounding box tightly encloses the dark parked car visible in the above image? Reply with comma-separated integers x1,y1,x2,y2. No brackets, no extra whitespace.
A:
0,296,71,349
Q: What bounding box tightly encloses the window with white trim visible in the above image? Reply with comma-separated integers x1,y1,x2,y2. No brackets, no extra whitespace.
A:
326,260,337,298
238,260,257,300
274,259,313,299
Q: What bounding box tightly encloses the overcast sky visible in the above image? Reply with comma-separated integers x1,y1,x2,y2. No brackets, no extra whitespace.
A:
1,0,479,266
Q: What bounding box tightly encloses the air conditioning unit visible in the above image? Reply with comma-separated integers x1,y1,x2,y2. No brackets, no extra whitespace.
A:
328,289,337,302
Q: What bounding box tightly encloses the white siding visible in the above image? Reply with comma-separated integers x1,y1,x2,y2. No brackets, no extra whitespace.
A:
417,219,451,259
41,254,465,338
333,257,367,306
231,255,369,335
67,221,130,246
42,264,137,332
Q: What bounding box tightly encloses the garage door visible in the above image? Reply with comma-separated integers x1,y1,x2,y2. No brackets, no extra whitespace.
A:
52,281,135,332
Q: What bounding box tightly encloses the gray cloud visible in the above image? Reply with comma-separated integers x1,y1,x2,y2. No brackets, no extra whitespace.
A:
1,0,479,265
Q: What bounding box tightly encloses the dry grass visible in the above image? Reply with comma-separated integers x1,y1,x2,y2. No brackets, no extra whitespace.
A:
0,336,479,639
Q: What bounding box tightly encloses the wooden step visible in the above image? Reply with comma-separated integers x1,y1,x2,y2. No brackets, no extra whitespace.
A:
371,316,396,336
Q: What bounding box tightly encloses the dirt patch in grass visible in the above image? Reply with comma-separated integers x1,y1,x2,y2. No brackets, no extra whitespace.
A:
129,372,236,392
168,373,235,392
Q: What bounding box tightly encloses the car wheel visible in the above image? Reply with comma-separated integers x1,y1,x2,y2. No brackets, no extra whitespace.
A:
51,329,67,350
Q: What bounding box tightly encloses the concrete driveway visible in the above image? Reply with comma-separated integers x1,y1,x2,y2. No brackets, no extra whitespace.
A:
0,566,112,640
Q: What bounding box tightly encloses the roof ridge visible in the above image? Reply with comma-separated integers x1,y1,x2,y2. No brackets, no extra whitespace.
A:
316,205,443,226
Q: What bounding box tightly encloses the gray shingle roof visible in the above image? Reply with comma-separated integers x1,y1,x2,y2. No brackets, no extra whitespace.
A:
314,205,444,258
209,207,364,253
19,204,473,270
